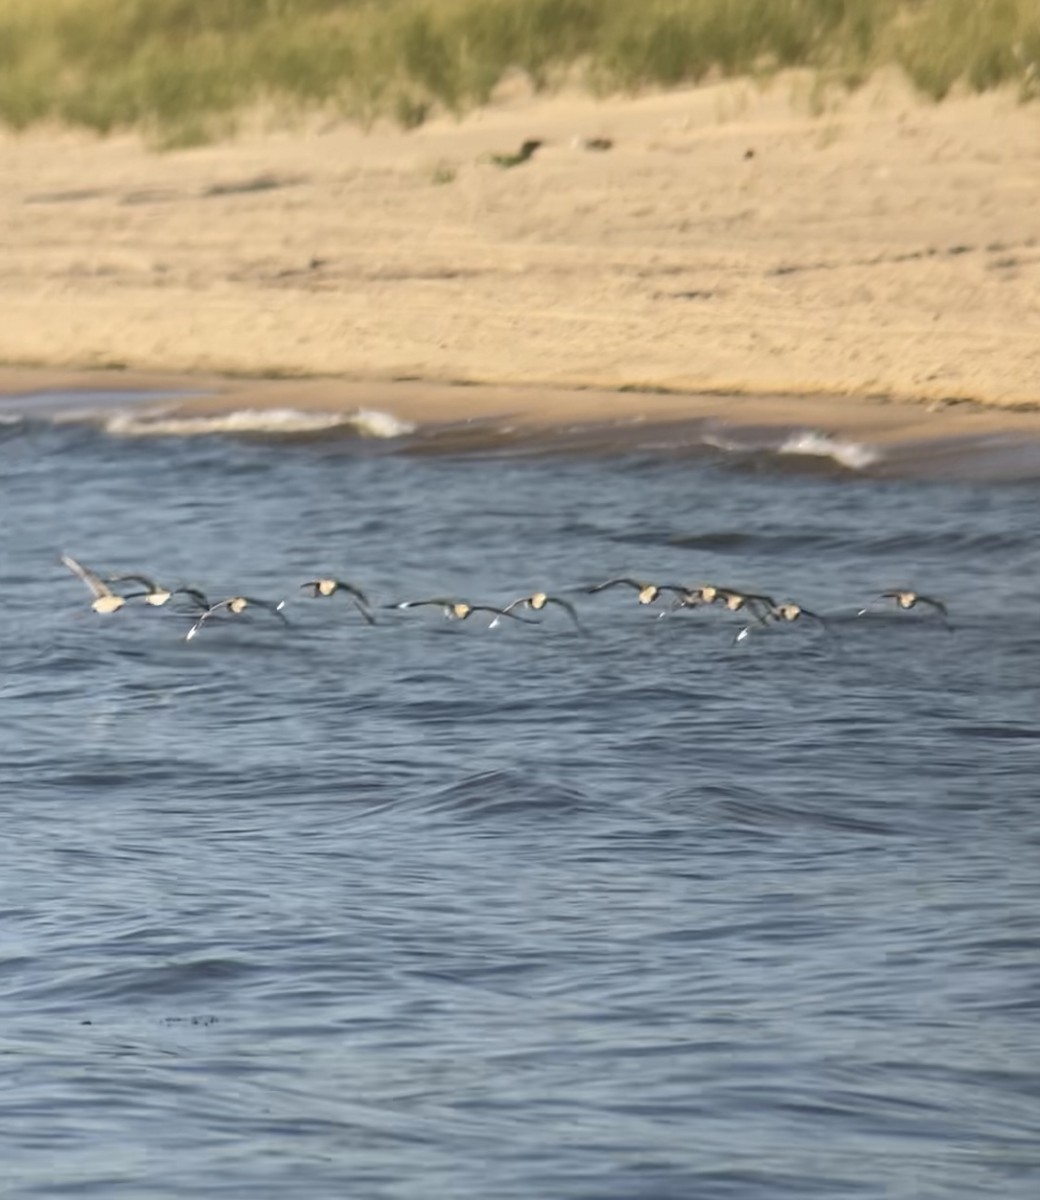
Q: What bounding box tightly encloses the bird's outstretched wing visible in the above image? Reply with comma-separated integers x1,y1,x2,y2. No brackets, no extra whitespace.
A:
107,572,160,592
186,596,287,641
544,595,585,633
302,578,372,607
473,605,539,625
720,589,775,616
173,586,211,611
585,578,644,594
333,579,372,607
61,554,113,600
240,597,289,625
185,599,232,641
500,594,583,628
667,590,705,611
352,599,377,626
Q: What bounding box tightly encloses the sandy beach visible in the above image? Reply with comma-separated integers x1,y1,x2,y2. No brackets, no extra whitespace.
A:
2,72,1038,435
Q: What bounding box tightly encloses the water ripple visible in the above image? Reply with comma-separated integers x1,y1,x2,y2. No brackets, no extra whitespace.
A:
1,404,1039,1199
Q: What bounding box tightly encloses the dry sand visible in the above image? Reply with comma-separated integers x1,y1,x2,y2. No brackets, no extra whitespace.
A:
1,72,1038,437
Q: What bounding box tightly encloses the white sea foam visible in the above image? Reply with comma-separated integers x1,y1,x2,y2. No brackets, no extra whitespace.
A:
699,427,881,470
777,431,880,470
103,406,416,439
351,407,417,438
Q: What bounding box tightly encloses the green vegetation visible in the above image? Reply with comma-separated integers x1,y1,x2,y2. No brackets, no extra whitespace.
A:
0,0,1036,143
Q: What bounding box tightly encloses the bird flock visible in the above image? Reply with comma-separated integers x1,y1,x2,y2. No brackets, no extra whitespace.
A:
59,555,952,643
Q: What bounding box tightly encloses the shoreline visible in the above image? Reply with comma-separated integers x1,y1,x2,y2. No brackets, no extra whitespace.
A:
2,76,1038,417
4,364,1040,448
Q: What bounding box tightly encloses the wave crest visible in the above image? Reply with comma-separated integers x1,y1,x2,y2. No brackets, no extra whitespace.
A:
778,431,880,470
103,406,415,439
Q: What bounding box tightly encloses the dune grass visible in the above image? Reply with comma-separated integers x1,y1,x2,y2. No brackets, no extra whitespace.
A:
0,0,1036,144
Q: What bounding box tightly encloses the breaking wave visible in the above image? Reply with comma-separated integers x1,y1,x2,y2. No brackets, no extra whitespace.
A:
4,383,1040,480
777,430,881,471
103,407,416,439
701,425,882,472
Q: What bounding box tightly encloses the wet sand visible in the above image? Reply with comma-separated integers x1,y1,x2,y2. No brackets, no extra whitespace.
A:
5,365,1040,448
2,72,1038,437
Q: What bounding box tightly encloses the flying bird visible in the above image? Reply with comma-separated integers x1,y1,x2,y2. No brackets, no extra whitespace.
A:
585,578,688,606
768,602,827,626
107,573,210,610
491,591,585,633
711,587,777,615
300,577,375,624
735,601,829,643
301,577,371,604
880,590,948,616
664,584,775,617
186,596,288,641
389,598,539,625
61,554,139,614
859,590,951,628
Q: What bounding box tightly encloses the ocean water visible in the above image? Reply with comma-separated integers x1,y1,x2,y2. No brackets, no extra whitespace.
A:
1,391,1038,1199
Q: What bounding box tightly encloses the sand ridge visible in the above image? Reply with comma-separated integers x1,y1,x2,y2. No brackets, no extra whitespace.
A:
1,72,1038,426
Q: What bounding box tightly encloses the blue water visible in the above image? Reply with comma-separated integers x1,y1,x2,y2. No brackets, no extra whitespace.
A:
1,395,1038,1198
